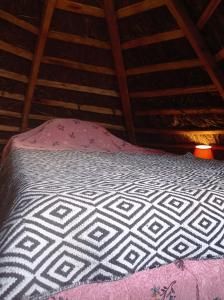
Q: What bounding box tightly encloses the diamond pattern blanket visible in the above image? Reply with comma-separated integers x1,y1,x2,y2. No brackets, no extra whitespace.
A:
0,149,224,300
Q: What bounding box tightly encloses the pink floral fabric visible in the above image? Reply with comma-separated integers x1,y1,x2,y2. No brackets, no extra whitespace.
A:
2,118,162,161
47,259,224,300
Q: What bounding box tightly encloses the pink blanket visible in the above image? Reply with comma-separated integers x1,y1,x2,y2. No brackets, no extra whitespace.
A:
47,259,224,300
2,118,162,161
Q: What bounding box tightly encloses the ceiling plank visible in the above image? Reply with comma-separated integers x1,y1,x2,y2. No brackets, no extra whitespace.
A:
48,30,110,49
21,0,56,131
117,0,165,18
42,56,115,75
122,29,183,49
56,0,105,17
135,128,224,135
136,107,224,116
130,84,216,98
197,0,221,29
0,90,24,101
0,9,38,34
0,68,28,83
95,122,124,131
104,0,135,143
0,124,20,132
165,0,224,99
127,58,201,75
34,99,122,116
0,40,33,60
37,78,118,97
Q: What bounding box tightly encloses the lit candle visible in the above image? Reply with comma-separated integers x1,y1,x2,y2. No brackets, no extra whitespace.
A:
194,145,213,159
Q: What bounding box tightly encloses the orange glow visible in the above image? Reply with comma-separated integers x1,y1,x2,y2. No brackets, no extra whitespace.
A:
194,145,213,159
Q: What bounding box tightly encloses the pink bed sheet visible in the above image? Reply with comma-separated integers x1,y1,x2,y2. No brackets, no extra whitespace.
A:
2,118,162,161
47,259,224,300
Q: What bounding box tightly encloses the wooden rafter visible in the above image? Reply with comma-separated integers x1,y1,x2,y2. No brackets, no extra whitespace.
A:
130,85,216,98
0,90,24,101
48,31,110,49
21,0,56,131
127,58,201,76
37,78,118,97
0,9,38,34
0,124,20,132
42,56,115,75
104,0,135,143
122,29,184,49
197,0,221,29
117,0,165,18
0,40,33,60
165,0,224,99
136,107,224,116
0,68,28,83
34,99,122,116
135,128,224,135
56,0,104,17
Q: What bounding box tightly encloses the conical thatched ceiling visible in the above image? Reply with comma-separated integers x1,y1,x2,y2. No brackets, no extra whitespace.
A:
0,0,224,155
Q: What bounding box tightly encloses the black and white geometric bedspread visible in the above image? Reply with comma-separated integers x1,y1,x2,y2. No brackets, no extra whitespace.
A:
0,149,224,299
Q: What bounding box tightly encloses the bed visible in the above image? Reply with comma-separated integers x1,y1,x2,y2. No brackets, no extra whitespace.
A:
0,118,224,300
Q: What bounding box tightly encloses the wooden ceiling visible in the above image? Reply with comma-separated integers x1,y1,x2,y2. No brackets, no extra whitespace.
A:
0,0,224,153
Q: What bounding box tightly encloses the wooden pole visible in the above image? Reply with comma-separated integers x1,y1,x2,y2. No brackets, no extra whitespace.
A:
104,0,135,143
21,0,56,131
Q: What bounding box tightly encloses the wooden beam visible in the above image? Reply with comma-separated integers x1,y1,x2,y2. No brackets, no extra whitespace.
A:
130,84,216,98
117,0,165,18
127,58,201,75
0,90,24,101
37,78,118,97
122,29,183,50
36,98,78,109
197,0,221,29
21,0,56,131
0,109,52,121
95,122,125,131
0,68,28,83
48,30,110,49
165,0,224,99
0,9,38,34
79,105,122,116
56,0,105,17
104,0,135,143
0,109,21,118
135,128,224,135
216,48,224,61
29,114,53,121
0,40,33,60
136,107,224,116
0,138,8,145
42,56,115,75
0,124,20,132
35,98,122,116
